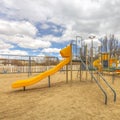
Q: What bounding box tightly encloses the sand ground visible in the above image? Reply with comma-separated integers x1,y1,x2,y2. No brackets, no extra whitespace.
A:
0,71,120,120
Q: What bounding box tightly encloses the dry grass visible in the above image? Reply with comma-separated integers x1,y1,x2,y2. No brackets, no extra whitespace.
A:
0,71,120,120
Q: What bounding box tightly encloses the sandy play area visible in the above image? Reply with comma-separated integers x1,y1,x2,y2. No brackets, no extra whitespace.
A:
0,71,120,120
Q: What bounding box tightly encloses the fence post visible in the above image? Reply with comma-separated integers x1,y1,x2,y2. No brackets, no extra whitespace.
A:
28,56,31,77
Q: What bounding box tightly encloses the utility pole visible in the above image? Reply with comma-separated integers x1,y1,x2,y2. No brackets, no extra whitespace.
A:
89,35,96,67
89,35,96,81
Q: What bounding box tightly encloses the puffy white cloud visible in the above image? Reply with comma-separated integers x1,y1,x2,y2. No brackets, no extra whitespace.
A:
41,48,61,53
37,53,45,57
0,35,51,49
14,35,51,49
0,19,37,37
0,49,28,55
40,24,77,43
41,24,50,29
0,40,13,49
83,38,101,49
0,19,51,49
1,0,120,57
1,0,120,37
0,34,51,49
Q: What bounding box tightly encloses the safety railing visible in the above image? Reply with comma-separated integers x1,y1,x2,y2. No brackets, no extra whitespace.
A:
80,57,108,104
97,72,116,102
87,57,116,103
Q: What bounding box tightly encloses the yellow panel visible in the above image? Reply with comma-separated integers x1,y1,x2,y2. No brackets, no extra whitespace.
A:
102,53,109,60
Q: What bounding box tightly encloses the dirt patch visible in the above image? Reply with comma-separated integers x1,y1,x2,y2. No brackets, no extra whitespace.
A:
0,71,120,120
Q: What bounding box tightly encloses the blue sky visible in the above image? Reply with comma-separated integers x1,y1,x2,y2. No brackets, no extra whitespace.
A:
0,0,120,58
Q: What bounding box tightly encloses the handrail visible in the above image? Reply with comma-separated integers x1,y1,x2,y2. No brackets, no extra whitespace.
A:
80,57,108,104
97,71,116,102
87,57,116,102
91,73,107,104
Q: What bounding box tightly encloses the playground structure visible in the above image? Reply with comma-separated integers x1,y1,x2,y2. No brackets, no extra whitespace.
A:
12,45,71,89
93,52,120,71
11,39,117,104
70,41,116,105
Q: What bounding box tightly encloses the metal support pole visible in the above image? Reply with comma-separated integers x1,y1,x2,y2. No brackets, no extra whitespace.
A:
70,44,72,83
66,65,68,83
70,58,72,83
48,76,51,87
80,62,82,81
89,35,95,81
91,38,93,82
85,45,88,81
80,46,82,81
23,86,26,91
76,36,77,59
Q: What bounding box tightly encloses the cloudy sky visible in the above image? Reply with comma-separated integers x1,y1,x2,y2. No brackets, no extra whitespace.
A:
0,0,120,57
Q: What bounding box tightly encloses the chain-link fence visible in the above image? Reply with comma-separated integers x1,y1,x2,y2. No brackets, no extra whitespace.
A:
0,54,59,76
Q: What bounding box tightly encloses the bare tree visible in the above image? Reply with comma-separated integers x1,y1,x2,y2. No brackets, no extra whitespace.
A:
103,36,108,52
108,34,119,58
42,56,59,66
101,34,119,58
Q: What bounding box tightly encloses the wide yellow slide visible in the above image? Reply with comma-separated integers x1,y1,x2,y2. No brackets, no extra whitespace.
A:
12,45,71,88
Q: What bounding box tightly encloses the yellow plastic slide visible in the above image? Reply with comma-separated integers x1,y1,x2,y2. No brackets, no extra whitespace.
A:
93,59,101,68
93,59,102,71
12,45,71,88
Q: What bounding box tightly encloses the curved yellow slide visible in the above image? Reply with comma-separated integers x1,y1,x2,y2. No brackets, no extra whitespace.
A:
93,59,101,68
93,59,102,71
12,45,71,88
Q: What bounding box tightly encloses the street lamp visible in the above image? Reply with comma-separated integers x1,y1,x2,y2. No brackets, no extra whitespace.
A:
89,35,96,67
